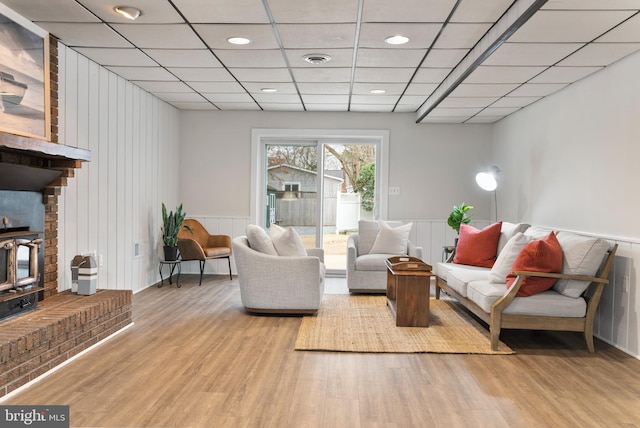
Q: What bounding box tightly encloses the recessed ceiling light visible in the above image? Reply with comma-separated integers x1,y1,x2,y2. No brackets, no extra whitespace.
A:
302,53,332,64
370,89,386,94
384,35,409,45
114,6,142,20
227,37,251,45
261,88,278,93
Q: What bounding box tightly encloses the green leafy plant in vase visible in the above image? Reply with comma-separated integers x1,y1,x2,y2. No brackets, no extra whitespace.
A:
161,203,190,261
447,203,473,242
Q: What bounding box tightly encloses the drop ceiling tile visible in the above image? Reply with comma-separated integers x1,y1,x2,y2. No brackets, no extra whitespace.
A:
394,104,419,112
74,48,157,66
465,116,502,124
598,14,640,42
189,81,246,93
203,93,255,103
268,0,359,23
396,95,428,106
358,23,442,49
214,49,287,68
297,82,351,93
36,23,133,48
0,0,99,22
351,94,400,104
483,43,584,66
285,49,353,67
193,24,279,49
465,66,547,84
476,106,521,116
230,68,293,82
292,67,352,82
529,66,603,83
420,116,467,123
509,11,635,43
428,107,483,117
252,93,301,103
356,49,426,68
449,83,520,97
404,83,439,95
362,0,458,23
132,81,193,92
111,24,205,49
558,43,640,66
354,68,416,82
243,81,298,93
305,104,349,111
78,0,185,24
491,96,541,108
259,103,305,111
168,102,217,110
278,24,355,49
508,83,568,97
168,67,235,82
154,92,208,102
171,0,269,23
451,0,514,23
542,0,640,10
421,49,469,68
302,94,350,104
413,68,451,83
350,104,394,112
106,66,179,81
438,97,500,108
352,83,407,95
214,102,262,110
434,23,493,49
143,49,222,68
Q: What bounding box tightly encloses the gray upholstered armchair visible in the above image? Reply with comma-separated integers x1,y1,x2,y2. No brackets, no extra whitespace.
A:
232,235,325,314
347,220,423,293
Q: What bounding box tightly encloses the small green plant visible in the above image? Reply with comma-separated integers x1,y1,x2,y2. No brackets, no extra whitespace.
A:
447,203,473,234
161,203,190,247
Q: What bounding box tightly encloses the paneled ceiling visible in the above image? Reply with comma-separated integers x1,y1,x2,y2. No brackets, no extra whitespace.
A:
3,0,640,123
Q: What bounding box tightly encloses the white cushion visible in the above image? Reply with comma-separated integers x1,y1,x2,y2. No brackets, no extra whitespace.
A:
246,224,278,255
466,281,586,317
523,226,552,240
270,224,307,257
553,232,611,298
489,232,532,284
497,222,530,254
356,220,402,255
446,268,489,298
369,220,413,255
355,253,391,271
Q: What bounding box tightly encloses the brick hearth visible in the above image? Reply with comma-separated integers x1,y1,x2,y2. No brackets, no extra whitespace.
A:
0,290,132,398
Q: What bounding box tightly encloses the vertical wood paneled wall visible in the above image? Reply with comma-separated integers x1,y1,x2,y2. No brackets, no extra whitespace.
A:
56,45,181,294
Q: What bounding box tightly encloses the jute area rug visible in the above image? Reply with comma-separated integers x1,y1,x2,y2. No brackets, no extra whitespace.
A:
295,295,514,355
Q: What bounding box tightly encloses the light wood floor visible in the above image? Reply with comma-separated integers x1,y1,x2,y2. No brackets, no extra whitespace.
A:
3,275,640,427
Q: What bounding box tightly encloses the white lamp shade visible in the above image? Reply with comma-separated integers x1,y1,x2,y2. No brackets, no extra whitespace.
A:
476,172,497,191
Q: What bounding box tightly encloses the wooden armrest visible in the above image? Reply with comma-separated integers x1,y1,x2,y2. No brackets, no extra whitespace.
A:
509,270,609,284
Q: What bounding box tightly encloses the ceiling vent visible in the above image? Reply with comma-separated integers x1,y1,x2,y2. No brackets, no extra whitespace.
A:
302,54,332,64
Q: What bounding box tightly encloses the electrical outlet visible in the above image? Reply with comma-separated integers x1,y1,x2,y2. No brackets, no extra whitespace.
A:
389,186,401,196
623,276,630,293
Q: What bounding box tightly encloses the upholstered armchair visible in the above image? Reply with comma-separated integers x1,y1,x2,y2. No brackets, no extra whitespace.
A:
177,219,232,285
347,220,423,293
232,227,325,314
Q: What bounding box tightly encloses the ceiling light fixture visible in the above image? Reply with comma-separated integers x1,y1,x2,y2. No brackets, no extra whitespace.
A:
302,53,332,64
370,89,386,94
261,88,278,93
227,37,251,45
113,6,141,20
384,35,409,45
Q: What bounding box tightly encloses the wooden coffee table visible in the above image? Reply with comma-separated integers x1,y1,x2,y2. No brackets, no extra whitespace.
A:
385,257,434,327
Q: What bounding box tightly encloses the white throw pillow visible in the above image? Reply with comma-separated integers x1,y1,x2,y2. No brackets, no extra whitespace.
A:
489,232,532,284
369,220,413,255
270,224,307,256
246,224,278,255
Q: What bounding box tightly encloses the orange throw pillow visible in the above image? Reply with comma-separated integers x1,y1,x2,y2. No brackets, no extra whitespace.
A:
453,222,502,268
506,232,563,297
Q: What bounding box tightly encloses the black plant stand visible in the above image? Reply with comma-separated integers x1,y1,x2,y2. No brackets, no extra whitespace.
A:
159,259,182,288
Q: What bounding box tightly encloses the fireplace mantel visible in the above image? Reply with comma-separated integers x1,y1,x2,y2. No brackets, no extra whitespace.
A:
0,132,90,162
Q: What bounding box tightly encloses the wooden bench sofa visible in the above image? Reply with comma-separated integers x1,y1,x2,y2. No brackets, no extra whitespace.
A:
435,223,617,352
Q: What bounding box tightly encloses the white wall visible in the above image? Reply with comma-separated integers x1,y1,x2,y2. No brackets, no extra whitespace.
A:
493,50,640,357
57,44,181,294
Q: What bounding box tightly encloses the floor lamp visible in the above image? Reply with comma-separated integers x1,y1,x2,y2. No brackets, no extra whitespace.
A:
476,166,500,221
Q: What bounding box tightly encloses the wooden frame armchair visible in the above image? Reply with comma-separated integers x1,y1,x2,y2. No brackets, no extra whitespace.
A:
177,219,232,285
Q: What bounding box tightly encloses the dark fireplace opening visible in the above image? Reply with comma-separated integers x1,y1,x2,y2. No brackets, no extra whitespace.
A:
0,190,45,320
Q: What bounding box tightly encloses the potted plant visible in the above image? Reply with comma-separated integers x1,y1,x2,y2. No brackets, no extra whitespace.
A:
161,203,190,261
447,202,473,236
